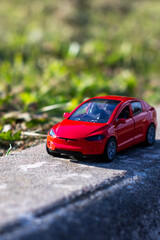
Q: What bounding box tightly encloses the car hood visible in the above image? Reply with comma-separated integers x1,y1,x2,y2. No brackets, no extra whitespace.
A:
54,119,108,139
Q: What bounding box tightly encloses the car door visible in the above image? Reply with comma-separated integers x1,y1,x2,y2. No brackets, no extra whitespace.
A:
116,105,134,149
130,101,147,143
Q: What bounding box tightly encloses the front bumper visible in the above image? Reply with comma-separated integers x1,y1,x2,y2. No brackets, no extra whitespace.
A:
47,135,106,155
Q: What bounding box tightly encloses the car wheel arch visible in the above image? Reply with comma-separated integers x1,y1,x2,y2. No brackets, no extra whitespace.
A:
104,134,117,148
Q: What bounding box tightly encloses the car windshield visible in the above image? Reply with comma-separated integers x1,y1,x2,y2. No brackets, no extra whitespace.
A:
69,99,121,123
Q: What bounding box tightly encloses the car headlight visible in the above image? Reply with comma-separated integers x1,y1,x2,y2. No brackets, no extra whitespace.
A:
85,134,105,141
49,129,56,137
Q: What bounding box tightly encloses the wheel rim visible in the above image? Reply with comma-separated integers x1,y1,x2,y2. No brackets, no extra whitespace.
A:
107,140,116,160
148,125,155,144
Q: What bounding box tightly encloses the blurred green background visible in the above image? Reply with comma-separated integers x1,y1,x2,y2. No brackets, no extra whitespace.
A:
0,0,160,116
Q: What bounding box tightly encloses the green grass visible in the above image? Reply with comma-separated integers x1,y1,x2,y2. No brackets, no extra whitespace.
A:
0,0,160,118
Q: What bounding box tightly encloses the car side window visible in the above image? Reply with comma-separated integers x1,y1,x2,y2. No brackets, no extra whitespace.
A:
117,106,130,120
131,102,143,116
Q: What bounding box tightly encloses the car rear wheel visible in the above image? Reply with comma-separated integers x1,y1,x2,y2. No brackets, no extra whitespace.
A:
103,138,117,162
145,124,156,146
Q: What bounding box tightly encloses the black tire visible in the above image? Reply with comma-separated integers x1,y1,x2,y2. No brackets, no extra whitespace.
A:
46,144,61,157
145,123,156,146
102,138,117,162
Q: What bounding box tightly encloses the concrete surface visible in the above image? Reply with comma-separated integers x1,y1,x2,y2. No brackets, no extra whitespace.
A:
0,107,160,240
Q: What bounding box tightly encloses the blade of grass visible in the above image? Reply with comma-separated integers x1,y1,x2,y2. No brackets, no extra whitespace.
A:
40,102,70,112
6,144,12,155
22,132,47,137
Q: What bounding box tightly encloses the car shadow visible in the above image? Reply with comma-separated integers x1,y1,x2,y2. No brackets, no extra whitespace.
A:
68,139,160,171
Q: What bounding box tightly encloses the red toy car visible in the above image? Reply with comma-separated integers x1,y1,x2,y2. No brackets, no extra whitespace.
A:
46,96,157,162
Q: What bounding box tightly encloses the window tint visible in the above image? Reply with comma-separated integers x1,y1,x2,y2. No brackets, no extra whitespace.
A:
117,106,130,119
131,102,142,116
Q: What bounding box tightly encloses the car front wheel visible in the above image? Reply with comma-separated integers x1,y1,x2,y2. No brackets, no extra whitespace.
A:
103,138,117,162
145,124,156,146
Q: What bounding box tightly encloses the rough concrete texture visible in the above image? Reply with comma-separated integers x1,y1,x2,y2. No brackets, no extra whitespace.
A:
0,107,160,240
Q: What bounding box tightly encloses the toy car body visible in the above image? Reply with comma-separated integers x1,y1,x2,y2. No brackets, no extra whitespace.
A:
46,96,157,162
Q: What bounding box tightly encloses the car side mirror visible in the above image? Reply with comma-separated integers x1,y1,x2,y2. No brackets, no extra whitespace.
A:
116,118,126,124
63,112,70,118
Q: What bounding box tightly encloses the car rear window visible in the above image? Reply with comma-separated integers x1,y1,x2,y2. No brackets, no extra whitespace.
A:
131,101,143,116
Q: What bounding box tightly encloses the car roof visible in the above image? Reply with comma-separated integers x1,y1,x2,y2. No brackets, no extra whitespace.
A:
90,95,139,103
